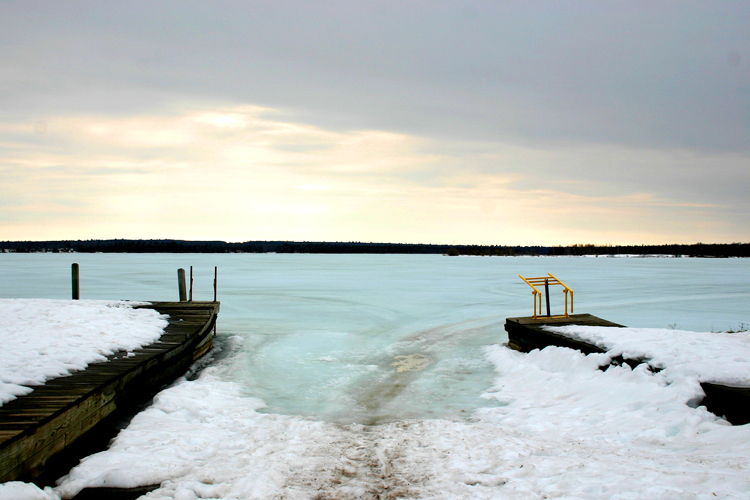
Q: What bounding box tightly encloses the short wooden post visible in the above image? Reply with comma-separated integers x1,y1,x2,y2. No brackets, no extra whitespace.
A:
189,266,193,302
178,268,187,302
213,266,218,335
71,263,80,300
545,278,551,317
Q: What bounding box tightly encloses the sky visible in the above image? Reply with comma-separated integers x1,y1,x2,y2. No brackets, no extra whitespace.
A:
1,1,748,246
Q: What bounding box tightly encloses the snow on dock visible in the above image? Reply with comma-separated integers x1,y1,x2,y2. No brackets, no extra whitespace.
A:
0,300,219,483
0,300,168,406
543,324,750,387
506,314,750,424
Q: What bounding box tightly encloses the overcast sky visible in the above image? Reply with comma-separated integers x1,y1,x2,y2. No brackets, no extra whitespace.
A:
1,1,748,245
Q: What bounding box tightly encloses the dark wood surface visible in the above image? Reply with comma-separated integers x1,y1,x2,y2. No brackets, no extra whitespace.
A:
0,301,220,483
505,314,623,354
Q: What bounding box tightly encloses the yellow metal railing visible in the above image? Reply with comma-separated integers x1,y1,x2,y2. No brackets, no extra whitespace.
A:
519,273,574,319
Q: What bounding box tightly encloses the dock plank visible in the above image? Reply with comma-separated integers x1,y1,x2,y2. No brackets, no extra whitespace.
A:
0,301,219,483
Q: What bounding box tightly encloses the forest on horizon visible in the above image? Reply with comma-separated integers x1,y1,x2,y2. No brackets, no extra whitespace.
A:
2,240,749,258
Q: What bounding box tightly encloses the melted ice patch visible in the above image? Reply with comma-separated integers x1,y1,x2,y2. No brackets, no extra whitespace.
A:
391,354,432,373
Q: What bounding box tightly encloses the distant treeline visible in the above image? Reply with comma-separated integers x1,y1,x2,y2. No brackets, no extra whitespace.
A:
544,243,750,258
1,240,749,257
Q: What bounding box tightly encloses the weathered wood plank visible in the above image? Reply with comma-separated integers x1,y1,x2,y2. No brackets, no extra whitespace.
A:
0,301,219,482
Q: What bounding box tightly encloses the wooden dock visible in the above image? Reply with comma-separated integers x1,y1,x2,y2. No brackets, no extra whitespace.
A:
505,314,750,425
0,301,220,483
505,314,623,354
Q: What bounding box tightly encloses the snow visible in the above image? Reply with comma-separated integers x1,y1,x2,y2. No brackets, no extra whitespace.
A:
0,299,168,406
544,325,750,386
2,256,750,498
52,336,750,499
0,483,58,500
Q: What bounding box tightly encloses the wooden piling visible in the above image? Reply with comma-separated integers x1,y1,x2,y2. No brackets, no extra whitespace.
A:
213,267,218,335
544,279,551,317
177,268,187,302
71,263,80,300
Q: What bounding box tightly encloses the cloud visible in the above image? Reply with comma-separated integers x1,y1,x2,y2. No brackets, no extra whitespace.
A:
0,0,750,151
1,1,748,243
2,1,748,152
0,104,746,244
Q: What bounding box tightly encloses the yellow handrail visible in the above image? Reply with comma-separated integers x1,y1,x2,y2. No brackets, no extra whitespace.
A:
519,273,574,319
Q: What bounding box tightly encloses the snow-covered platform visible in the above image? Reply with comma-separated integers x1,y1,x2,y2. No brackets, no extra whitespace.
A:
505,314,750,425
0,301,220,483
505,314,623,354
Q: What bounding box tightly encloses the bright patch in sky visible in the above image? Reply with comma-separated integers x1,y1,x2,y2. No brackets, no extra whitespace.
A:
0,105,745,245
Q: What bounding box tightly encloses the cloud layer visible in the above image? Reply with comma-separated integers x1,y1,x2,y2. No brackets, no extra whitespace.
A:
1,1,748,243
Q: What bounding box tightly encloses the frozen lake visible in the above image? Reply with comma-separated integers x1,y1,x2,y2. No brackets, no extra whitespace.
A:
1,253,748,424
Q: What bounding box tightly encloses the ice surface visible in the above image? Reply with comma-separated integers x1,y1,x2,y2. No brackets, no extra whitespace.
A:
2,253,748,423
0,299,167,405
3,253,748,331
2,254,749,498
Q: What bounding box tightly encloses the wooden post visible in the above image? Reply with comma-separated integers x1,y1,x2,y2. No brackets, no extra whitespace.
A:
545,278,551,317
213,266,218,335
71,263,80,300
189,266,193,302
178,268,187,302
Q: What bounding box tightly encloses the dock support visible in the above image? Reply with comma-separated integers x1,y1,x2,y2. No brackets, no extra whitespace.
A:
178,268,187,302
71,263,80,300
189,266,193,302
213,267,218,335
545,279,551,317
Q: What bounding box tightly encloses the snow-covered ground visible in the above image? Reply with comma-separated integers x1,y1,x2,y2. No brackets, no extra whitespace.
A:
35,333,750,499
0,299,168,405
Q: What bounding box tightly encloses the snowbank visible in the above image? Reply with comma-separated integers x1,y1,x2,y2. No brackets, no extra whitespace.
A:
53,336,750,499
55,360,353,499
0,482,59,500
0,299,168,406
544,325,750,386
